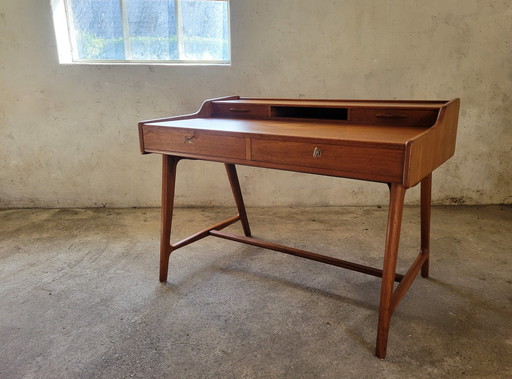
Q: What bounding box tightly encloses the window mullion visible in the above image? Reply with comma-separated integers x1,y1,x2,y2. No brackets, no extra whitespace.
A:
175,0,184,59
119,0,132,60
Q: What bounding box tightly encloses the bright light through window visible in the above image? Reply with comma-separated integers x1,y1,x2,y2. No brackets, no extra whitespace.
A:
51,0,230,64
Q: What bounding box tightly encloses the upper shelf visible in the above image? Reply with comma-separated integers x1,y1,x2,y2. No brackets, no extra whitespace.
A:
214,98,448,108
210,98,447,127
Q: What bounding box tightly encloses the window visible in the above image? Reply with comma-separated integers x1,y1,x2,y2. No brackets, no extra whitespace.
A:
51,0,230,64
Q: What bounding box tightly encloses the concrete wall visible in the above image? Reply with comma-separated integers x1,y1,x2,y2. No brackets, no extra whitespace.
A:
1,0,511,208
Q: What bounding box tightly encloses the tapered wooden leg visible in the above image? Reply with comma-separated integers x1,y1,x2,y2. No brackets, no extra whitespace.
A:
225,164,252,237
160,155,179,282
420,174,432,278
376,182,406,359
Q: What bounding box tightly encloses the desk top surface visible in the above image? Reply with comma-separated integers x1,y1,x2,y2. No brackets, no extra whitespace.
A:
146,118,428,148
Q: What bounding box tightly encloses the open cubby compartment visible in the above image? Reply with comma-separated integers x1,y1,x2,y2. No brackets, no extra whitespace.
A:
270,106,348,120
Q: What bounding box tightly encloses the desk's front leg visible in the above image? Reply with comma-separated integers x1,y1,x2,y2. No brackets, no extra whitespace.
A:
160,155,179,282
376,182,406,359
420,174,432,278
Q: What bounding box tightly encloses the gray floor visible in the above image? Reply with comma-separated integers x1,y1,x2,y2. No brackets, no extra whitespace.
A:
0,205,511,378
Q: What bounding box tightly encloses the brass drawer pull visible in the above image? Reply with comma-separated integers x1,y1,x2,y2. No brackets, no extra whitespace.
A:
183,134,197,143
313,147,322,158
229,108,250,113
375,113,408,119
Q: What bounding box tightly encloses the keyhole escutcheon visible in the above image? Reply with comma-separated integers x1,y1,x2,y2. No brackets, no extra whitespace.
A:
313,146,322,158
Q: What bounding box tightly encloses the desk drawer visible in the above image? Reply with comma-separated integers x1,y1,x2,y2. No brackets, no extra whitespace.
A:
212,103,269,119
251,139,403,180
350,108,438,127
142,126,246,159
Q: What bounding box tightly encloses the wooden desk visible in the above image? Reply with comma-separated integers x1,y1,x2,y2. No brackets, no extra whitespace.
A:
138,96,460,358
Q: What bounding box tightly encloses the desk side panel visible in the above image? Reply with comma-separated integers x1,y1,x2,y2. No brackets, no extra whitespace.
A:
403,99,460,188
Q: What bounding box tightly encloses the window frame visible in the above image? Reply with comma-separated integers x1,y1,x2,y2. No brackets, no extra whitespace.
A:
50,0,231,65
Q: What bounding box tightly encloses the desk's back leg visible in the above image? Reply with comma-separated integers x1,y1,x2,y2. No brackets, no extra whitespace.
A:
160,155,179,282
225,164,252,236
376,182,406,359
420,174,432,278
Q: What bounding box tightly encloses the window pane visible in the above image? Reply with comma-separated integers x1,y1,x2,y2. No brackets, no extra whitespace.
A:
126,0,178,60
60,0,231,63
69,0,124,60
180,0,230,61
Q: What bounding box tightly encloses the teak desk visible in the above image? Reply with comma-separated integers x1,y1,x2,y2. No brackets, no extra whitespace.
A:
138,96,460,359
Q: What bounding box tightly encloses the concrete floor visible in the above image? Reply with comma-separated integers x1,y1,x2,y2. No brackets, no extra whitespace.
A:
0,205,511,378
